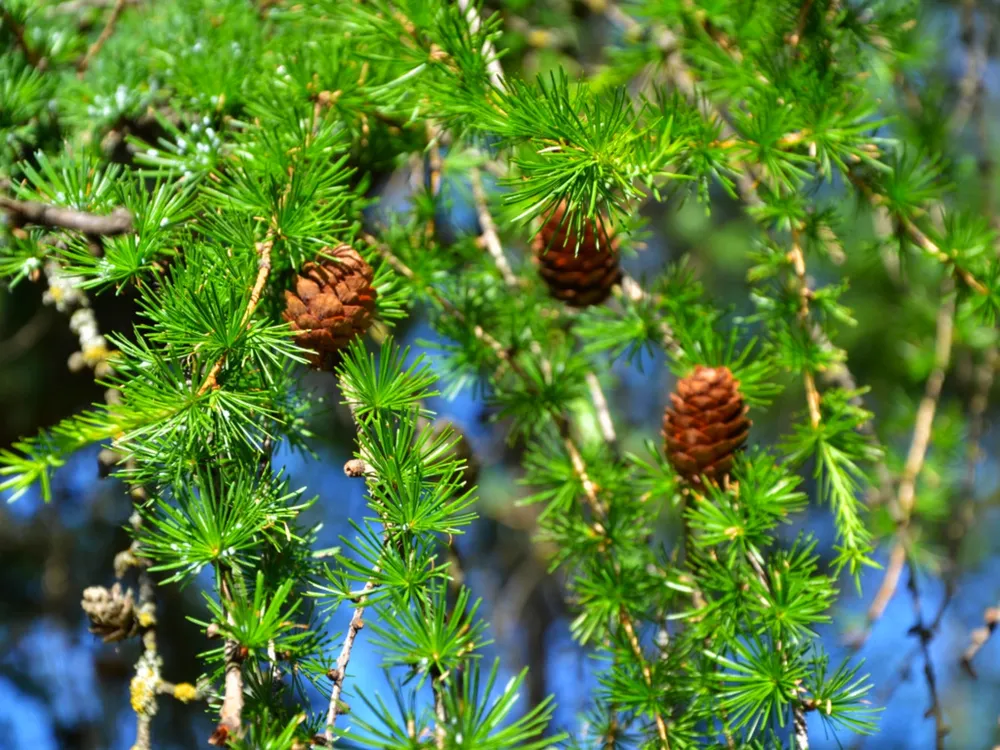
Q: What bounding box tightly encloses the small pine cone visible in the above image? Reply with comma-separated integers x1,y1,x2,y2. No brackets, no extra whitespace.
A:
532,202,621,307
283,245,377,370
81,583,139,643
662,366,750,485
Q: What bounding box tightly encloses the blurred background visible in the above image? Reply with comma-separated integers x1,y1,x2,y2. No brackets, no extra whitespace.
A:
4,0,1000,748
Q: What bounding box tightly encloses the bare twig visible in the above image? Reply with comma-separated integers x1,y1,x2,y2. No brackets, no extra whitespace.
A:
324,568,379,740
469,167,519,288
793,702,810,749
960,605,1000,677
1,196,133,235
210,636,245,744
905,562,949,748
324,409,389,742
857,283,954,648
0,308,53,364
788,0,815,48
76,0,128,76
897,284,956,521
846,541,905,650
587,372,618,451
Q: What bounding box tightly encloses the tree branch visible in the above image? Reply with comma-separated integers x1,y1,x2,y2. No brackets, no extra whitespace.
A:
1,196,133,235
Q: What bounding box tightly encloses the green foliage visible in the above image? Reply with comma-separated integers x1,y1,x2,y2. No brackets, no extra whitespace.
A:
3,0,989,746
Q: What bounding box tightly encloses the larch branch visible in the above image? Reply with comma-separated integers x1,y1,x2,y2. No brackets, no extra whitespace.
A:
0,196,133,235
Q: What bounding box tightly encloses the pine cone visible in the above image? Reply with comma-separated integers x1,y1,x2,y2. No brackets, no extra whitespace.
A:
283,245,377,370
662,366,750,485
532,202,621,307
81,583,139,643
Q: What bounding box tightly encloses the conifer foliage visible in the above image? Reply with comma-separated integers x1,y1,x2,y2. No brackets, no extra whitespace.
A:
1,0,998,748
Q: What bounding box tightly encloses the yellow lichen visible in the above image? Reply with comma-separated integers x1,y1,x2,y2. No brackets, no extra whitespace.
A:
173,682,199,703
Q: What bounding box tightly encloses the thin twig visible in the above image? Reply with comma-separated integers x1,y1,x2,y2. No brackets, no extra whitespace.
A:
324,567,379,741
960,605,1000,677
586,372,618,451
50,0,139,13
469,167,519,288
949,0,988,133
76,0,128,76
619,274,680,356
198,236,274,394
324,402,390,742
849,175,988,294
846,541,905,650
855,284,954,652
457,0,505,91
897,284,956,521
0,196,133,235
0,308,53,364
905,561,948,748
788,0,815,47
789,229,821,428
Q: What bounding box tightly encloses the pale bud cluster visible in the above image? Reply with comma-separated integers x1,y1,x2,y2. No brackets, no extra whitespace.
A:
41,261,112,375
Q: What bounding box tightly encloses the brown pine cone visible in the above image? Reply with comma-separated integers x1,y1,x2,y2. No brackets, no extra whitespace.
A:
662,366,750,485
532,202,621,307
283,245,377,370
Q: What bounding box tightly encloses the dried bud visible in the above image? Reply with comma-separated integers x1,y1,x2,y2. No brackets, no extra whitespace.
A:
81,583,139,642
